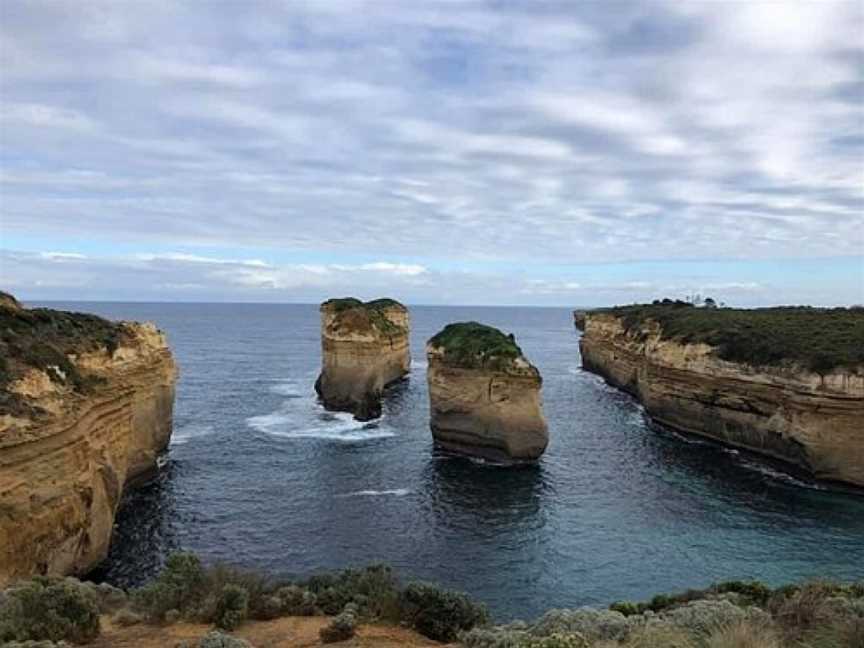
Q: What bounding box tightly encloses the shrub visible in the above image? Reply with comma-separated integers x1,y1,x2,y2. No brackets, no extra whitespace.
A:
459,624,530,648
620,623,695,648
197,630,252,648
276,585,317,616
704,620,781,648
132,552,207,622
428,322,525,370
303,564,400,619
0,577,100,644
319,604,358,643
203,564,274,621
769,581,836,640
112,608,143,627
398,581,489,642
660,599,769,637
530,608,631,641
214,585,248,631
522,633,589,648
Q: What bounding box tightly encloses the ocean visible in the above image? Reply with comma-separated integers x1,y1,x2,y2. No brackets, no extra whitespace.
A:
41,302,864,621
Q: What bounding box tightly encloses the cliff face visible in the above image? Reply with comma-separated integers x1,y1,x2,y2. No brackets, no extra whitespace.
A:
0,301,177,586
579,312,864,487
427,323,548,461
315,298,410,421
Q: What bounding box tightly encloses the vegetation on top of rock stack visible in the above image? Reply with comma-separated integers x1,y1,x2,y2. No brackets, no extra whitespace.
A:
428,322,525,370
322,297,407,337
0,296,128,418
600,301,864,373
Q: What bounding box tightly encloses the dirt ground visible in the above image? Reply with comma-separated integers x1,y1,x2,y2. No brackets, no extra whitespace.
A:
93,615,452,647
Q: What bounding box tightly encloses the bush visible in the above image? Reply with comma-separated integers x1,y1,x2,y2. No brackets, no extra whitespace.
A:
459,624,530,648
704,620,781,648
276,585,317,616
428,322,525,370
621,624,695,648
112,608,143,627
214,585,248,631
303,564,400,619
398,581,488,642
660,599,770,637
132,552,207,622
522,633,589,648
204,564,274,621
197,631,252,648
530,608,631,641
319,604,358,643
0,577,100,644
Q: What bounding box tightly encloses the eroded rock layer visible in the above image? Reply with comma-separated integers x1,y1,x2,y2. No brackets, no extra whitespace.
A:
315,298,410,421
579,311,864,487
0,298,177,585
427,322,548,461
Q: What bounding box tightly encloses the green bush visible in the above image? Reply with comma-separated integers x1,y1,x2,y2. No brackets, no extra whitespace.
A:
214,585,248,631
197,630,252,648
523,633,588,648
428,322,525,370
604,303,864,373
319,604,358,643
0,577,100,644
398,581,488,642
132,552,207,621
303,564,400,619
275,585,317,616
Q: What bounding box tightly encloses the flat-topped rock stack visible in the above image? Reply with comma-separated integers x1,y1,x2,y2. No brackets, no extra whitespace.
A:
426,322,548,462
315,298,411,421
0,294,177,585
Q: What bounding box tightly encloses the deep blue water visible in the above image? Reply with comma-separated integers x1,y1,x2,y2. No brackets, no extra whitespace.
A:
40,302,864,620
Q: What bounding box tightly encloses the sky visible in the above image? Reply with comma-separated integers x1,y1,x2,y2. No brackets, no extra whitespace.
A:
1,0,862,307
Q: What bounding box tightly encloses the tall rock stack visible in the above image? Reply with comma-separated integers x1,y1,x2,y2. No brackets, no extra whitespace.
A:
0,295,177,585
426,322,548,462
315,298,410,421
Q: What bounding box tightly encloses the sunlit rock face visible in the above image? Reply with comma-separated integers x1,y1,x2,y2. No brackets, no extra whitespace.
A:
0,296,177,585
426,322,548,462
315,298,410,421
579,311,864,487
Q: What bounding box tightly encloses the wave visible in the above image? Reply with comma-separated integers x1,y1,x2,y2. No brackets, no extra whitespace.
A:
269,380,303,397
339,488,411,497
247,401,396,443
171,424,215,446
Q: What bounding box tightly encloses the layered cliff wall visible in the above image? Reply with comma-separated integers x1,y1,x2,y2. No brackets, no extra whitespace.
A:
427,322,548,461
315,298,410,421
0,297,177,585
578,308,864,487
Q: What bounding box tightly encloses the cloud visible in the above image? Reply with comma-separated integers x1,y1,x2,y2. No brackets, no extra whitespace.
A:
1,0,862,304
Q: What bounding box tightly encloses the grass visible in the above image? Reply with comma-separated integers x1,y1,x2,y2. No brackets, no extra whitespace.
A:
598,302,864,373
321,297,407,337
0,298,126,417
428,321,524,370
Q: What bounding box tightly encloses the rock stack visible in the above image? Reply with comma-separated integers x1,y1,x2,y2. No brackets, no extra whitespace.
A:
426,322,548,462
315,298,410,421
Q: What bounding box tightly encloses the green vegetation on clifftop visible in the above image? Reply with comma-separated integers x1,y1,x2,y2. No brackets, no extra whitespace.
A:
601,302,864,373
321,297,407,337
0,295,126,418
429,322,524,370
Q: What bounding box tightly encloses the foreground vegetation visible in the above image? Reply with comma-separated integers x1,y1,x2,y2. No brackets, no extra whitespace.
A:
0,292,125,418
1,554,862,647
429,322,525,370
600,301,864,373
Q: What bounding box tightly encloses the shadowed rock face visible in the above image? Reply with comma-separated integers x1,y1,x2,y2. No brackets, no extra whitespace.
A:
0,296,177,585
315,298,410,421
579,311,864,488
426,322,548,462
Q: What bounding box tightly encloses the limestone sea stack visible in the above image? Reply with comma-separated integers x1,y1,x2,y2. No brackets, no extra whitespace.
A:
578,302,864,487
427,322,548,461
0,292,177,585
315,298,410,421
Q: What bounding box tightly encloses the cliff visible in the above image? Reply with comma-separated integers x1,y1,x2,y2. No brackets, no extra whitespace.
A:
578,304,864,487
0,296,177,586
315,298,410,421
427,322,548,461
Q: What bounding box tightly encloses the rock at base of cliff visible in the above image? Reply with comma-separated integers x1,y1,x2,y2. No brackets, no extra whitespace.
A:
426,322,549,462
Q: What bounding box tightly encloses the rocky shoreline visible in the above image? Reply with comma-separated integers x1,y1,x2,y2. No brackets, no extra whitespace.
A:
576,303,864,488
0,293,177,586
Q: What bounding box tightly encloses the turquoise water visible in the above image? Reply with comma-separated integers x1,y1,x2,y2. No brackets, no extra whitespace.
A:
47,302,863,621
